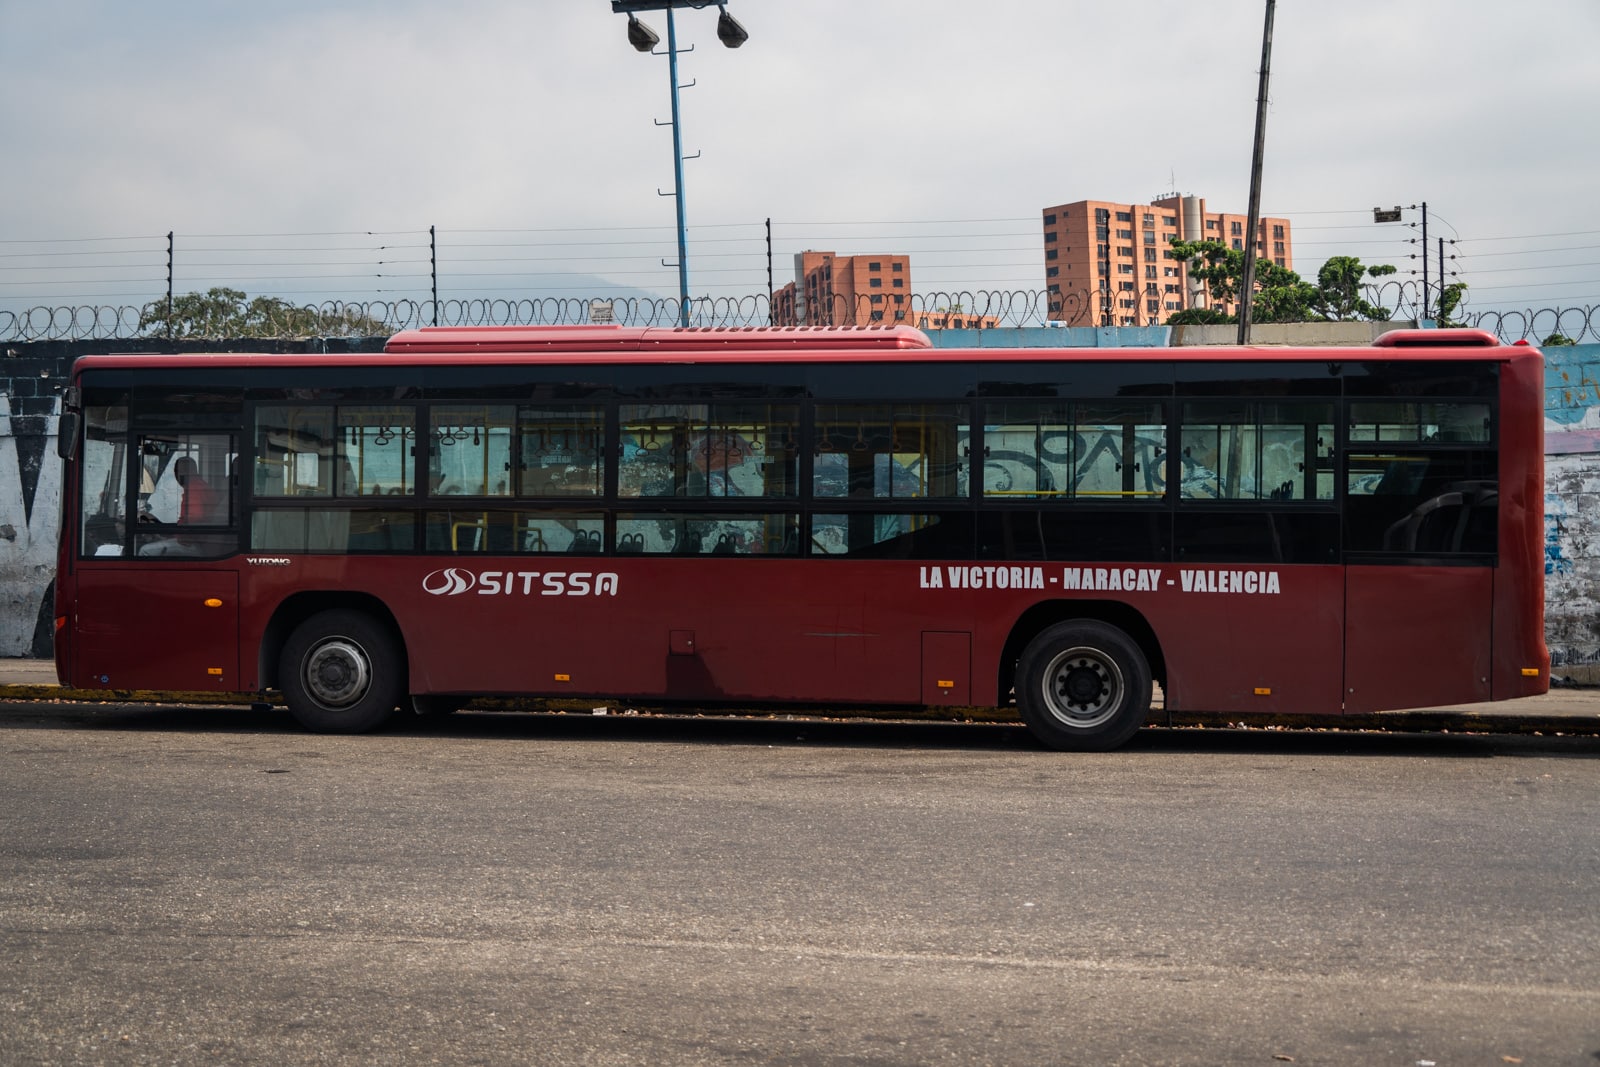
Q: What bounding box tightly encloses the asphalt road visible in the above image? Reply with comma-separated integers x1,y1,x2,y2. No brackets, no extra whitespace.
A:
2,700,1598,1066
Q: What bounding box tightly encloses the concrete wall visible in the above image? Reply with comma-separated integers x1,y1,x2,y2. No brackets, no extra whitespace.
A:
1542,342,1600,681
0,350,62,656
7,333,1600,680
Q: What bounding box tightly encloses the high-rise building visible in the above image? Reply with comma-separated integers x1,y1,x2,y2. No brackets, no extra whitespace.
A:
771,251,912,326
1041,196,1293,325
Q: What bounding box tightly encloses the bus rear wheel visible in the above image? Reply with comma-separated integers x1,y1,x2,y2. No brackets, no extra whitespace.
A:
1016,621,1151,752
280,610,403,733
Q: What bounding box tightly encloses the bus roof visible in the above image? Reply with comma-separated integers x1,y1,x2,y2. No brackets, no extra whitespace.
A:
72,326,1528,374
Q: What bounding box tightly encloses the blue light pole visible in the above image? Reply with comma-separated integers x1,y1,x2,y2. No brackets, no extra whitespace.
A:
612,1,748,328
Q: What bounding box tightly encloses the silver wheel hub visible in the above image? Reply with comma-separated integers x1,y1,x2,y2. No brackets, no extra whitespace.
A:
303,639,371,709
1041,646,1123,730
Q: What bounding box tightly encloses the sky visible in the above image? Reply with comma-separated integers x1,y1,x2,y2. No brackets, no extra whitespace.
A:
3,0,1598,323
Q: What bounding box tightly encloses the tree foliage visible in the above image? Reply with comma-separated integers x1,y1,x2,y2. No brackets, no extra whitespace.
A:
1164,240,1397,326
1165,307,1234,326
1434,283,1469,329
140,287,392,340
1309,256,1396,321
1543,333,1578,347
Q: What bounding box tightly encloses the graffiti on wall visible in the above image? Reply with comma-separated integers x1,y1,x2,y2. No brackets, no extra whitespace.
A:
0,394,61,657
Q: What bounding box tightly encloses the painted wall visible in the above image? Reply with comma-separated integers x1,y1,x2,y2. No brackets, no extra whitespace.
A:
1542,342,1600,680
7,336,1600,681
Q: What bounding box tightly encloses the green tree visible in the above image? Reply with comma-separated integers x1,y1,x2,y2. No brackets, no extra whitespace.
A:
1164,239,1317,325
1309,256,1396,321
1165,307,1234,326
140,287,392,339
1434,282,1468,328
1542,333,1577,346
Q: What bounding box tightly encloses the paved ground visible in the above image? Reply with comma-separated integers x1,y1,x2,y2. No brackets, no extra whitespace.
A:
2,698,1597,1065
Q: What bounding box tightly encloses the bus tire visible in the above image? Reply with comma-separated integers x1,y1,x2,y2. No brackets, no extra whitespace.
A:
1016,620,1151,752
279,610,403,733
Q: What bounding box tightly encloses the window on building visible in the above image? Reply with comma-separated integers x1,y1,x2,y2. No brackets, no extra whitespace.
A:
1230,221,1243,236
869,278,882,288
1276,257,1286,267
1118,246,1133,257
1119,281,1135,291
1047,266,1059,277
893,262,903,272
1273,224,1284,238
893,279,904,288
1164,216,1177,226
1274,241,1285,255
1232,239,1243,250
1118,264,1134,274
1145,266,1157,278
1206,220,1217,230
1045,231,1058,243
1044,213,1057,225
869,262,881,271
1142,213,1154,225
870,294,883,304
1098,263,1109,276
1046,249,1058,260
1116,211,1132,222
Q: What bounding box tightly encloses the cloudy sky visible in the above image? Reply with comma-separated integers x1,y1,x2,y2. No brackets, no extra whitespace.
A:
3,0,1597,319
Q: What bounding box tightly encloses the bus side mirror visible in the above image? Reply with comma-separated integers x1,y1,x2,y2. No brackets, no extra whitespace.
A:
57,412,79,460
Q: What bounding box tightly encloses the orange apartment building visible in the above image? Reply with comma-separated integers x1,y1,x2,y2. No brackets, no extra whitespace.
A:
771,250,999,329
1041,195,1293,325
771,251,912,326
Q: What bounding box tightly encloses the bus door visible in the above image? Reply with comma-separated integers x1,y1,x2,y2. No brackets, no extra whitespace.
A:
75,569,240,692
1341,426,1497,712
71,421,242,692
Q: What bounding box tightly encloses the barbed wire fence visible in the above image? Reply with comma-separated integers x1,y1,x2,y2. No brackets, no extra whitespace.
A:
1,225,1595,343
6,289,1599,344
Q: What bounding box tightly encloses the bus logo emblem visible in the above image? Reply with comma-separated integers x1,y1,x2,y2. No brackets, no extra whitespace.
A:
422,568,477,596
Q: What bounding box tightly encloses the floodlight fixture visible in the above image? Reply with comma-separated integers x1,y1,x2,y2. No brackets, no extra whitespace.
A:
626,15,660,52
716,9,748,48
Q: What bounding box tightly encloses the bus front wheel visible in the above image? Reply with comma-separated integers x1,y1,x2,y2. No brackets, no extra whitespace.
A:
1016,621,1151,752
280,610,403,733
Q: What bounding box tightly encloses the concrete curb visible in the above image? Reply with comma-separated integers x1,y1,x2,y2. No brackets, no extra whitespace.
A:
4,684,1599,737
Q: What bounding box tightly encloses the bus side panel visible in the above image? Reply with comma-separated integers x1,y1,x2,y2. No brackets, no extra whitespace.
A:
1493,353,1551,697
1344,565,1490,712
400,559,947,705
1150,564,1344,716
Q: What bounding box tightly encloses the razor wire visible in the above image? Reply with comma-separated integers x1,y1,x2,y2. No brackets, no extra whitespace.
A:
4,289,1598,343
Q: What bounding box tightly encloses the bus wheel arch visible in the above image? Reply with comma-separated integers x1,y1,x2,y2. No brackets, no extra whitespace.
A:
1002,602,1164,749
1014,617,1154,751
276,605,406,733
261,593,408,714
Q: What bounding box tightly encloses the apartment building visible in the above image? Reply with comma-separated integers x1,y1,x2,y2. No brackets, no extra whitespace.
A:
1041,196,1293,325
771,251,911,326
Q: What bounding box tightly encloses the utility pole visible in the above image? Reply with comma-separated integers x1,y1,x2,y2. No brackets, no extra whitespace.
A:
1237,0,1275,345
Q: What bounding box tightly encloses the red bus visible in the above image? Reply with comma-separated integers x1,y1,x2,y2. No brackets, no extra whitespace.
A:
52,324,1548,750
